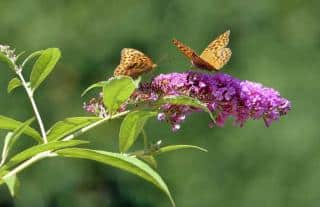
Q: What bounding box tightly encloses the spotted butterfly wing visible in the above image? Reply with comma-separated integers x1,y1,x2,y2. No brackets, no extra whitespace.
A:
114,48,157,78
172,39,212,69
200,30,231,70
172,30,232,71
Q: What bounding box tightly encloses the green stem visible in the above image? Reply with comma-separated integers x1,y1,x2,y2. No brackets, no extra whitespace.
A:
2,151,57,180
16,67,47,143
62,110,129,141
21,50,43,68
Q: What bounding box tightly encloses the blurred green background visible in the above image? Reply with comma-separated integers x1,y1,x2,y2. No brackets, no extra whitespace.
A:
0,0,318,206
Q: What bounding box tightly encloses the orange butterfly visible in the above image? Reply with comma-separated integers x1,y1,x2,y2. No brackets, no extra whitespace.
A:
114,48,157,78
172,30,232,71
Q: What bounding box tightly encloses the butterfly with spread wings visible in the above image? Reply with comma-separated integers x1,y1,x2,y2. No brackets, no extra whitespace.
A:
172,30,232,71
114,48,157,78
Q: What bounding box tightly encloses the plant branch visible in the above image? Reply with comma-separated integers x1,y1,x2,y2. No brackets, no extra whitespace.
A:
2,151,57,180
63,110,130,141
15,67,47,143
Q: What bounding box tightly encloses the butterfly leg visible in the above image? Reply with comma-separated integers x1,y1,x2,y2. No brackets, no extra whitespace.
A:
189,64,197,70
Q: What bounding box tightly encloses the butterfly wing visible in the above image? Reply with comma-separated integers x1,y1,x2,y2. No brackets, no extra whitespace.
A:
200,30,232,70
172,38,197,59
202,30,230,52
203,48,232,70
172,38,213,70
114,48,156,78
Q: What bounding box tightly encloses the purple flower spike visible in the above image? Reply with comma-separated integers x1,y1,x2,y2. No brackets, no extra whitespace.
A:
132,71,291,130
83,93,107,118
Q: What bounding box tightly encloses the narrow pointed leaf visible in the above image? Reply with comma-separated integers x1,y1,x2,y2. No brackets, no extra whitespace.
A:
4,174,19,197
119,111,157,152
157,95,215,121
30,48,61,91
1,118,35,164
0,132,13,166
0,140,88,174
103,76,136,113
56,148,175,207
81,81,107,97
47,117,101,141
7,78,22,93
157,145,208,154
0,115,41,143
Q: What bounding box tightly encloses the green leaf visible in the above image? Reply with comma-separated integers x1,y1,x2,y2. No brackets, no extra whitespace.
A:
30,48,61,91
56,148,175,207
0,140,88,173
157,95,215,121
119,111,157,152
0,51,15,70
47,117,101,141
0,115,41,143
1,118,35,164
103,76,136,114
157,145,208,154
81,81,107,97
4,174,19,197
0,132,13,166
7,118,35,150
7,78,22,93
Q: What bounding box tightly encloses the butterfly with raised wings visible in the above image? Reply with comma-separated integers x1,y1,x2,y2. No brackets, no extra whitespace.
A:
114,48,157,78
172,30,232,71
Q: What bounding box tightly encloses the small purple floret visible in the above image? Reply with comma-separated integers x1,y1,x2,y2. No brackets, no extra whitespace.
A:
157,113,166,121
172,124,181,132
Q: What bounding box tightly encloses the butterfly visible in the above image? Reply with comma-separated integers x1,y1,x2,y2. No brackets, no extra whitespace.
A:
114,48,157,78
172,30,232,71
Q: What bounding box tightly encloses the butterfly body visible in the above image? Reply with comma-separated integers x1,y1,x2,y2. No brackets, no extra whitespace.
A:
190,53,214,70
114,48,157,78
172,30,232,71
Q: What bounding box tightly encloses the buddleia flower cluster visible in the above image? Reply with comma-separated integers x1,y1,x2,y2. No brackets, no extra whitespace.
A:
83,92,107,117
0,44,17,63
84,71,291,131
